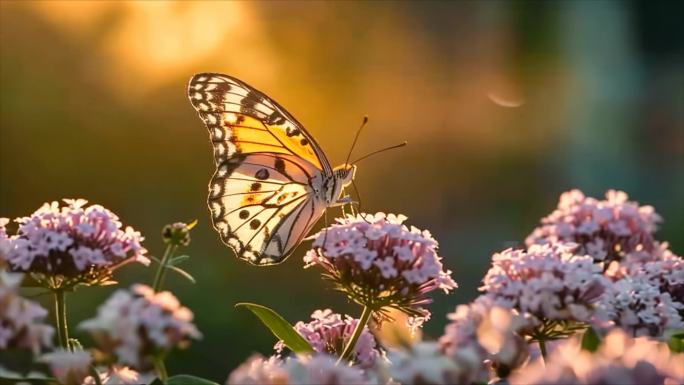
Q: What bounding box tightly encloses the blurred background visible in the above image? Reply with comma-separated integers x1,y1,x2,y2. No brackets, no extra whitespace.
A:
1,0,682,381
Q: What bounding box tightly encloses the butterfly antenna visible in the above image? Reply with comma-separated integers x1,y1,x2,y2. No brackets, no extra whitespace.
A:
345,116,369,166
352,141,407,164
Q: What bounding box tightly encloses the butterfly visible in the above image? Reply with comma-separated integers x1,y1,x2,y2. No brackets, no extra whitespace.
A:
187,73,356,265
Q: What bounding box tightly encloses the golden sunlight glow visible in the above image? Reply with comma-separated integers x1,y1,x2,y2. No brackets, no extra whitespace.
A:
29,1,278,101
372,308,422,348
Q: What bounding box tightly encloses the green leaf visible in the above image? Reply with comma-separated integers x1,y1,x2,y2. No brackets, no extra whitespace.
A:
166,375,219,385
148,378,164,385
166,265,196,284
168,255,190,266
581,326,600,352
235,302,314,354
668,332,684,353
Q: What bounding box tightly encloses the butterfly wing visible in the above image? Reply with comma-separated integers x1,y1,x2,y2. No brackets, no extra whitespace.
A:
188,73,332,174
188,73,330,265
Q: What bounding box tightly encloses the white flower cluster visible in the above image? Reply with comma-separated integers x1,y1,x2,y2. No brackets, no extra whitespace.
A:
0,272,54,354
510,329,684,385
79,284,201,368
481,243,607,324
226,354,366,385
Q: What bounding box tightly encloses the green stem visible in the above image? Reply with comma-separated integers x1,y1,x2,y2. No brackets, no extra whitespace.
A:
152,244,177,292
153,355,169,381
337,306,373,364
89,365,103,385
54,290,70,350
539,339,547,364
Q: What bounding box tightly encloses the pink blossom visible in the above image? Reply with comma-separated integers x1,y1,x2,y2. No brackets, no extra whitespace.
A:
79,284,201,369
226,354,366,385
0,272,54,354
481,243,608,325
5,199,148,288
526,189,662,265
509,329,684,385
274,309,381,368
305,213,457,327
40,349,92,385
439,296,529,381
84,366,155,385
385,342,478,385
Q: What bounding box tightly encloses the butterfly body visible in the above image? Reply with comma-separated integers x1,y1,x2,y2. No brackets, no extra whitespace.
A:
188,73,355,265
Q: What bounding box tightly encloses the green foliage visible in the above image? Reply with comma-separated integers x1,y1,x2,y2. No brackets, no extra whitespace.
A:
235,302,314,354
668,331,684,353
581,327,601,352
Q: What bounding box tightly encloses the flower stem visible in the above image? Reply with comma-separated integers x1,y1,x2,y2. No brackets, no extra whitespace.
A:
152,244,177,293
89,365,103,385
539,339,547,364
337,306,373,365
153,355,169,381
54,289,70,350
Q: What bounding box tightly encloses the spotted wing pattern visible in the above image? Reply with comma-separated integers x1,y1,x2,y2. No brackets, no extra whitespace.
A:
188,74,330,265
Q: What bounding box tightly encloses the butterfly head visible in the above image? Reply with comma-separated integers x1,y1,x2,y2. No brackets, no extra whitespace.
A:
334,164,356,187
323,164,356,205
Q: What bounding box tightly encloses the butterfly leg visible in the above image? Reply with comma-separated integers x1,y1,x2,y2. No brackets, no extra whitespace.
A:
322,208,330,250
331,195,354,207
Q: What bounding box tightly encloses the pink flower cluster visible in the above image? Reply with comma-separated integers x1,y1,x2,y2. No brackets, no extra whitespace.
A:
0,218,10,266
602,245,684,332
275,309,380,368
304,213,457,326
5,199,149,283
386,342,476,385
40,349,93,385
439,296,529,380
79,284,201,368
226,354,366,385
85,366,155,385
481,243,607,325
526,190,661,264
510,329,684,385
524,189,684,337
0,272,54,354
